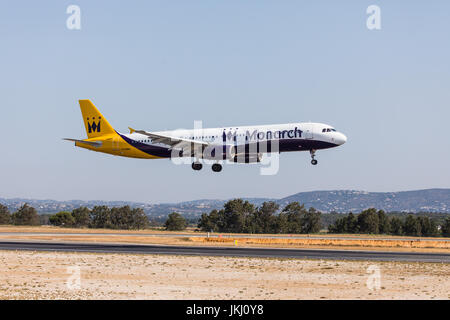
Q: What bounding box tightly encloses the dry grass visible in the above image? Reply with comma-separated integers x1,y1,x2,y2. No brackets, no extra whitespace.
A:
191,237,450,250
0,234,192,246
0,225,192,235
2,225,449,240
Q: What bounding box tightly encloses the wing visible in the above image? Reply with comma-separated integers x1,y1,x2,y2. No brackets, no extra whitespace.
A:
129,128,209,156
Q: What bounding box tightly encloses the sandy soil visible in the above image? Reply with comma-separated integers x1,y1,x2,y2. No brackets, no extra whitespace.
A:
0,250,448,300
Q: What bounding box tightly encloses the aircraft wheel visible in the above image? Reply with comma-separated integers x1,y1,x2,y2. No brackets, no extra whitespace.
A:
311,159,318,165
212,163,222,172
192,162,203,171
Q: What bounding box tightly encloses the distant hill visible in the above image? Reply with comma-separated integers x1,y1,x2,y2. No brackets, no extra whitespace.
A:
277,189,450,213
1,189,449,218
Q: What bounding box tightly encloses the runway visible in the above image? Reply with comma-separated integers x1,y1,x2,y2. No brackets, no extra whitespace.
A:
0,241,449,262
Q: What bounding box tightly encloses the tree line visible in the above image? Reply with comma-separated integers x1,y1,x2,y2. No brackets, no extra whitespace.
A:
197,200,450,237
0,203,40,226
2,201,450,237
197,199,321,234
0,203,149,230
48,205,150,229
328,208,450,237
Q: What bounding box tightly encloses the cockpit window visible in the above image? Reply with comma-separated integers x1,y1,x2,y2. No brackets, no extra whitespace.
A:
322,128,337,133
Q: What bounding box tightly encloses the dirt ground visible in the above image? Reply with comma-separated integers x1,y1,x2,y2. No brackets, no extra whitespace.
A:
0,250,448,300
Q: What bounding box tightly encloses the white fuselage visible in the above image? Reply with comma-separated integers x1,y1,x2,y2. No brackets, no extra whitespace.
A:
120,122,347,157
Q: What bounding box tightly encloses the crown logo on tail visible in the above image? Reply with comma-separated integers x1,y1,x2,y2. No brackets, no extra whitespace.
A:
87,118,101,133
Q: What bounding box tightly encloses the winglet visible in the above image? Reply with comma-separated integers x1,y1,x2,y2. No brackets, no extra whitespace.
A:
128,127,135,134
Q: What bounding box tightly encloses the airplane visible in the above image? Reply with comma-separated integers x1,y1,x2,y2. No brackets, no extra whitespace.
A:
64,100,347,172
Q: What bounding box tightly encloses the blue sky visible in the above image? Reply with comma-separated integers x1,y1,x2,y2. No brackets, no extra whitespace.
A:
0,1,449,203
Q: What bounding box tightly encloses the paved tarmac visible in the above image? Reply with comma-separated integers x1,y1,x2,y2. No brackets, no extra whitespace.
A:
0,241,449,262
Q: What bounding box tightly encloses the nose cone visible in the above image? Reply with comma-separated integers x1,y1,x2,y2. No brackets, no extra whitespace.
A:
336,132,347,145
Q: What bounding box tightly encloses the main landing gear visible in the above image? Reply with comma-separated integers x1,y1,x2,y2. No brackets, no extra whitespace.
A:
191,162,203,171
191,161,223,172
310,149,318,165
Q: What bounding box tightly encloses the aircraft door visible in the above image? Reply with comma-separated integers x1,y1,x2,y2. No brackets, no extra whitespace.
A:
304,123,314,139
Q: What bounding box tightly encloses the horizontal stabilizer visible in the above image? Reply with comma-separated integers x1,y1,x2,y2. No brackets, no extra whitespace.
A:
63,138,103,147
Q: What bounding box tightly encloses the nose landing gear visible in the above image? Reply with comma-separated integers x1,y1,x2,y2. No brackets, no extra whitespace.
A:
310,149,318,165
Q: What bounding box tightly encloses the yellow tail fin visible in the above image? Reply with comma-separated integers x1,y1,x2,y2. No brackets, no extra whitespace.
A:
79,100,115,138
